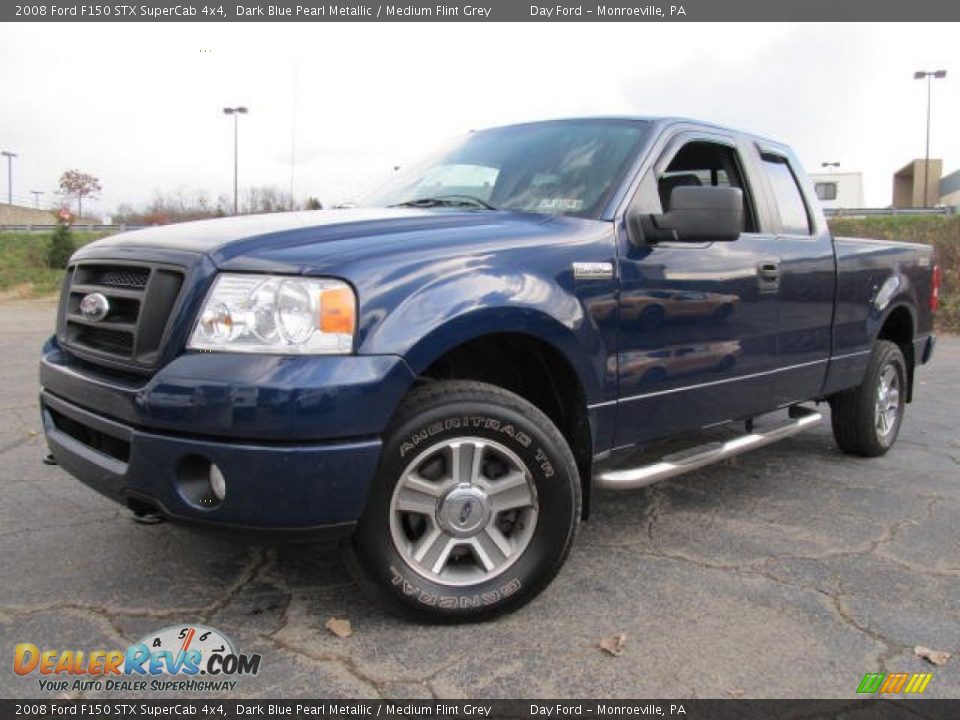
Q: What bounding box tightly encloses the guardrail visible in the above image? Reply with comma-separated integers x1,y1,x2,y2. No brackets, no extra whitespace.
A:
4,208,956,231
824,207,956,217
0,224,147,232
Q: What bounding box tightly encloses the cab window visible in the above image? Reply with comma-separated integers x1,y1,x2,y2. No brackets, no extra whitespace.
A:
657,140,758,233
761,155,813,235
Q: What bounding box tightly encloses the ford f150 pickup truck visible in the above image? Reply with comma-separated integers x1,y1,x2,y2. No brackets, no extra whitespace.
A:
40,117,939,621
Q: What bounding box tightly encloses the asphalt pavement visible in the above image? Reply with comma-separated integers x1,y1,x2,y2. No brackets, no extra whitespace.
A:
1,299,957,699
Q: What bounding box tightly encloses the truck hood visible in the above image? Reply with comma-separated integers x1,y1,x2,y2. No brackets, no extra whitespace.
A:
77,207,558,271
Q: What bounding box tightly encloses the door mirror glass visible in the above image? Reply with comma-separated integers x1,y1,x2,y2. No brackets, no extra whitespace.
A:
650,186,744,242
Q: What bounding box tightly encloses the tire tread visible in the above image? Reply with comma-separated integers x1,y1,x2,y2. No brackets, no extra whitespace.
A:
830,340,905,457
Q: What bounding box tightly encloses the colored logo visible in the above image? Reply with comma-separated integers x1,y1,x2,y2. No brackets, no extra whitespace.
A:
857,672,933,694
13,624,261,693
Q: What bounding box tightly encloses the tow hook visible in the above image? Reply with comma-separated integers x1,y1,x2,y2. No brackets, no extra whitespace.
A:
131,511,165,525
42,453,58,466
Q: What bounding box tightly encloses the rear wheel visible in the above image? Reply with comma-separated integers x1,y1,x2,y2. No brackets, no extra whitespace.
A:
829,340,907,457
347,380,581,622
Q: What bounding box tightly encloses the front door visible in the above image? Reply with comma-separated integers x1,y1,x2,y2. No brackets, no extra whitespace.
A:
614,133,781,448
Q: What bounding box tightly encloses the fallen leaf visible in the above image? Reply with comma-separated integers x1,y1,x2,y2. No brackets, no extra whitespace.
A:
325,617,353,639
599,633,626,657
915,646,951,666
726,688,746,698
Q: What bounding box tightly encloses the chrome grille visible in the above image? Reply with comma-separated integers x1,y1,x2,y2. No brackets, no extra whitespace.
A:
58,261,185,371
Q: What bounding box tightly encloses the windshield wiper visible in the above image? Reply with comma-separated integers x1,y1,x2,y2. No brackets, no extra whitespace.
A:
390,194,499,211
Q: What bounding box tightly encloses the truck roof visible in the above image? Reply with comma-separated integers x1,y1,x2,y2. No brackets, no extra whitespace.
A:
485,116,788,152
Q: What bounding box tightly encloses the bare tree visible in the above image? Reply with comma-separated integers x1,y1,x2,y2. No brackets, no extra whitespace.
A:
113,186,313,225
58,169,102,218
241,186,300,214
114,188,228,225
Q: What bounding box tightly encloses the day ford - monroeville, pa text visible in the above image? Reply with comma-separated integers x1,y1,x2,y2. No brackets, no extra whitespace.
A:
40,118,939,620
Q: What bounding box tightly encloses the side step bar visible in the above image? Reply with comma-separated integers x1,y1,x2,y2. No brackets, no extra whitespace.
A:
594,406,822,491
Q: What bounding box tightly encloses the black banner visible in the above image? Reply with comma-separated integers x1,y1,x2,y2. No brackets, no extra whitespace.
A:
3,700,960,720
5,0,960,22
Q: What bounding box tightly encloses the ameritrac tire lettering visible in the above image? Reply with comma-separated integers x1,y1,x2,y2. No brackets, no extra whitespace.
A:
389,565,522,608
399,415,534,458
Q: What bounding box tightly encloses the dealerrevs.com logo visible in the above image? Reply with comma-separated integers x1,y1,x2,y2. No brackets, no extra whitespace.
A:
14,625,262,693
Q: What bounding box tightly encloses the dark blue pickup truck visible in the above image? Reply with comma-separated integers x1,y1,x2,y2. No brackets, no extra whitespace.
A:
40,118,939,621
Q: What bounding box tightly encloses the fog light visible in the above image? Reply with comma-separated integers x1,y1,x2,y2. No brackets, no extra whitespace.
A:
210,464,227,501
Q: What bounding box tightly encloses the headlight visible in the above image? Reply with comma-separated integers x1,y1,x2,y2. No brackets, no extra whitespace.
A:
188,274,355,354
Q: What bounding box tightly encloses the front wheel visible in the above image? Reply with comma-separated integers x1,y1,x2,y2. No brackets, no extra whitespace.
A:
829,340,907,457
347,380,581,622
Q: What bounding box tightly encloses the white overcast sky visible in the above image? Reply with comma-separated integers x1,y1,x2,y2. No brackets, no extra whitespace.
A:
0,22,958,214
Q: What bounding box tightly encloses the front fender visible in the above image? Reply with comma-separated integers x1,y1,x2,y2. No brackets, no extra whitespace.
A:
358,269,607,401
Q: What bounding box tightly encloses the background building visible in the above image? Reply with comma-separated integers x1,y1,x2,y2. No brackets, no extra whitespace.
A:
893,159,943,208
809,172,864,209
940,169,960,207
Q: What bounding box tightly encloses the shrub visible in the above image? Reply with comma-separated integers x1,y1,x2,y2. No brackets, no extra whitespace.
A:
46,221,75,269
829,215,960,333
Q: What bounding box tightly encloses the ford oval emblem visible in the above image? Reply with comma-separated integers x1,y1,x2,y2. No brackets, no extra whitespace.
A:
79,292,110,322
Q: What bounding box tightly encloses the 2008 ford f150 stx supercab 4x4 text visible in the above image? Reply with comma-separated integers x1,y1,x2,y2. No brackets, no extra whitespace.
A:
40,118,939,621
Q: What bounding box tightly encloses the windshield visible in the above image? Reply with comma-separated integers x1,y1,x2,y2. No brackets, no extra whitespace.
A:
364,119,650,218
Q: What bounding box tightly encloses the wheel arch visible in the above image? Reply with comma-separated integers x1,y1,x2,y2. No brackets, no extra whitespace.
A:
875,302,916,402
406,323,596,518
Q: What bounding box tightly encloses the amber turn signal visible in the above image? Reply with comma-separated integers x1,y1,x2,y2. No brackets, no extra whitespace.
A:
320,286,356,334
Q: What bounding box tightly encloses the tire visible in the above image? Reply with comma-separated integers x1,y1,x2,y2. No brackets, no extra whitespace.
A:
829,340,907,457
347,380,581,622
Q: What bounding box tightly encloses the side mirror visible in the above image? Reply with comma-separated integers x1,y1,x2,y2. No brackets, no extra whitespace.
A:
649,186,744,242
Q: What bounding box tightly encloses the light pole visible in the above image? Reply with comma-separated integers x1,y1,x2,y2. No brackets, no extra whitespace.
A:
223,106,248,215
914,69,947,207
30,190,44,209
821,161,840,173
1,151,17,205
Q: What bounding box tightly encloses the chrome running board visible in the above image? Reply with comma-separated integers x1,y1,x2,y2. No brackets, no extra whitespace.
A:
594,406,822,491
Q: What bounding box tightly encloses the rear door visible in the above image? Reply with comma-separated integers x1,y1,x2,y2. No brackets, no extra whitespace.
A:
748,144,836,405
613,130,782,447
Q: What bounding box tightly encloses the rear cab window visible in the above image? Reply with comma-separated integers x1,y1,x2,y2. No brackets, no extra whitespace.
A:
761,154,813,235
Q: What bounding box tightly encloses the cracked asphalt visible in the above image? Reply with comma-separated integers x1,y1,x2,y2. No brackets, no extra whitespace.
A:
1,298,958,699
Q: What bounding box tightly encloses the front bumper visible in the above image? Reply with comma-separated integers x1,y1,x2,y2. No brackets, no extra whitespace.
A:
42,390,382,536
40,340,417,535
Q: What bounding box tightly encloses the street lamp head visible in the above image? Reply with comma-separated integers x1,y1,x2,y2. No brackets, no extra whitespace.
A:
915,70,948,79
914,71,927,79
223,106,249,115
934,70,947,78
236,106,248,114
223,107,235,115
1,151,16,158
